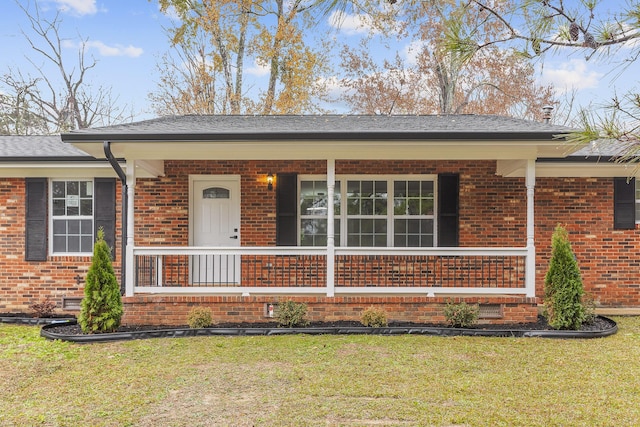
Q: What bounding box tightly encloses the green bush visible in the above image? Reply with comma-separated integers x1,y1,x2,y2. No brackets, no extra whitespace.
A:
78,228,123,334
276,300,309,328
444,301,479,328
360,306,388,327
187,306,213,328
544,225,585,330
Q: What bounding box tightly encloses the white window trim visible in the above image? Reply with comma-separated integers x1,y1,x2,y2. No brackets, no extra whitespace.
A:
299,174,438,247
49,178,94,257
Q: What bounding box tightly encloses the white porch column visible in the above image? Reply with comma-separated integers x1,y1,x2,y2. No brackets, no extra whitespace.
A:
525,159,536,298
125,159,136,297
326,159,336,297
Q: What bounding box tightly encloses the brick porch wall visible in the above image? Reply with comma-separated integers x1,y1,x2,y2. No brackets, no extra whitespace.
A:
121,295,539,326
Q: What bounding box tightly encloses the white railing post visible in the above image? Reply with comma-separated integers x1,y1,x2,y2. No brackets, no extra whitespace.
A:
326,159,336,297
525,159,536,298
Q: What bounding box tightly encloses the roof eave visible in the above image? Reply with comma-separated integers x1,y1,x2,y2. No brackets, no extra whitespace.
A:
61,131,569,143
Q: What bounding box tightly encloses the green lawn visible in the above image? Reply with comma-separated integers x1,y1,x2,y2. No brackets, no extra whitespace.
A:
1,317,639,426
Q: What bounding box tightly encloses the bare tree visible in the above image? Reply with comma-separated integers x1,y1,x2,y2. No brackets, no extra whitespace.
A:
0,3,132,134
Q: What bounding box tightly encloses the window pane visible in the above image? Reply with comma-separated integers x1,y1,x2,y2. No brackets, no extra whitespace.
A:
81,181,93,197
361,199,373,215
81,236,94,253
407,180,420,197
66,181,79,196
81,219,93,234
53,236,66,252
53,220,66,234
52,199,66,216
80,199,93,216
203,187,229,199
68,220,80,234
52,181,65,198
421,199,434,215
361,180,373,196
66,205,79,216
68,235,80,252
408,199,420,215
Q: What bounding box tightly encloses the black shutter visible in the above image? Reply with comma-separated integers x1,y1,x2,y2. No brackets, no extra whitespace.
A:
276,173,298,246
614,177,636,230
94,178,117,256
25,178,47,261
438,173,459,247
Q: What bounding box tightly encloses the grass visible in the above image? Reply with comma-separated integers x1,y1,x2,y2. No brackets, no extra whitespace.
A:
1,317,640,426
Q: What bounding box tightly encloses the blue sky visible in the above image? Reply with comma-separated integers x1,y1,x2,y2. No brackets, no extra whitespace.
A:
0,0,637,124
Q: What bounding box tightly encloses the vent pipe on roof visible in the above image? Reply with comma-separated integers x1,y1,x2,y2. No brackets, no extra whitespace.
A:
542,106,554,124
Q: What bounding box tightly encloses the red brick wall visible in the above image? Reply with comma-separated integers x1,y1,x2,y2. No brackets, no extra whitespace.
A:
3,159,640,317
121,295,538,326
0,178,122,314
535,178,640,306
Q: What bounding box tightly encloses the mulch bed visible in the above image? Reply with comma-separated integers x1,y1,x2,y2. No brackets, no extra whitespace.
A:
41,315,614,336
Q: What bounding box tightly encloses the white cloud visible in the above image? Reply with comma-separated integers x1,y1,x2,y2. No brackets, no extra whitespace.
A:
327,11,378,36
54,0,97,16
541,59,603,93
246,59,270,77
62,40,144,57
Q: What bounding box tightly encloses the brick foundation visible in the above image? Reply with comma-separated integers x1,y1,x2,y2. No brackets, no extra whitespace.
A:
121,295,539,327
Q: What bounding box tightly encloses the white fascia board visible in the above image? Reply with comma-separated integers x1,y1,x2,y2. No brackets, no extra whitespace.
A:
497,160,640,178
0,161,141,178
72,140,554,161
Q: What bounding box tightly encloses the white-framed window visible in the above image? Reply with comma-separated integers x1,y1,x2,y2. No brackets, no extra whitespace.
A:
299,175,436,247
50,179,94,255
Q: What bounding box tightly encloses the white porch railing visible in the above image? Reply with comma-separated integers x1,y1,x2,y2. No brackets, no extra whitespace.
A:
131,246,532,297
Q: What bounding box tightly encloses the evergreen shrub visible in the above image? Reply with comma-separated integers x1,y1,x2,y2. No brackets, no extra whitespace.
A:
544,225,585,330
78,228,123,333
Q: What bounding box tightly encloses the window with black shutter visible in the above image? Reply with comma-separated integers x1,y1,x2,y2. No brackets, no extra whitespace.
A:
614,177,636,230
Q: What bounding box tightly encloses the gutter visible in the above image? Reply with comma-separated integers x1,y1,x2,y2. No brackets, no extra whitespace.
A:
103,141,127,294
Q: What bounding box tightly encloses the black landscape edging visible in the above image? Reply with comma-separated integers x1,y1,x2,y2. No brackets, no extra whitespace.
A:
1,316,76,326
39,316,619,343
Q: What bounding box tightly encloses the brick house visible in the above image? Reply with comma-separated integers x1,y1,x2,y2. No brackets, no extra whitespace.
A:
1,115,637,325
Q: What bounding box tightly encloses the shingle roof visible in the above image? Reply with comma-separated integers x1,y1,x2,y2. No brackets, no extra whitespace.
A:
0,135,92,159
62,114,575,142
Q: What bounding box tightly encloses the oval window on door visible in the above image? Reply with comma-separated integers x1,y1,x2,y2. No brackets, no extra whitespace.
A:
202,187,230,199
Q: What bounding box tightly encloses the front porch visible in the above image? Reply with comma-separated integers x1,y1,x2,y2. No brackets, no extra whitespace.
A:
60,115,579,325
132,246,531,297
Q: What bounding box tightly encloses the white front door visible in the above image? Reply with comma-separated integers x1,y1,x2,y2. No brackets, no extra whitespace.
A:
191,176,241,284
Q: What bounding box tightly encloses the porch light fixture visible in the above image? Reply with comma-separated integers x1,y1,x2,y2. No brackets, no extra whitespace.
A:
267,173,274,191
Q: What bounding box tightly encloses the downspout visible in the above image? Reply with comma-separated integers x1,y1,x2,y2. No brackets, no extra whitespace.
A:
103,141,127,294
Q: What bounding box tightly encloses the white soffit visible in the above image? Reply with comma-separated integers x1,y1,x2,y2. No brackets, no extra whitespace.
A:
69,139,570,161
497,160,640,178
